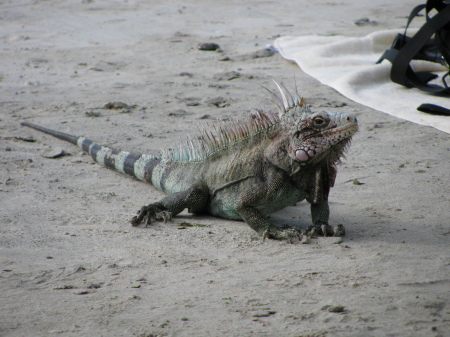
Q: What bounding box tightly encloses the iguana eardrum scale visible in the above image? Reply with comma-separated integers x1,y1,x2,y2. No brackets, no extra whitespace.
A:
21,83,358,241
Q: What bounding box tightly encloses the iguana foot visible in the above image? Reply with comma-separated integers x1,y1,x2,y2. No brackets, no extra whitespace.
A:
130,204,172,227
305,222,334,237
262,227,302,243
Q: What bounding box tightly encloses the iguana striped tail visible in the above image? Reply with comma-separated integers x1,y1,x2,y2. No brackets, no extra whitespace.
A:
21,122,160,183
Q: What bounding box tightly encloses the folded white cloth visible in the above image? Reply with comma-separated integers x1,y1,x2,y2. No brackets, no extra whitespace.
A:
275,30,450,134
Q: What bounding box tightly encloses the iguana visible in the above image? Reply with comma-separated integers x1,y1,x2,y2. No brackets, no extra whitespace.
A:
21,83,358,240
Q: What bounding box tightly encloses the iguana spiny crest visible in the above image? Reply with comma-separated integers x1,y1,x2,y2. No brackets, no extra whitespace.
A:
163,81,357,171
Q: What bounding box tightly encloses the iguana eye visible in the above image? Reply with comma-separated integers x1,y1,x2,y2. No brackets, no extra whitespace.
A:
313,117,325,126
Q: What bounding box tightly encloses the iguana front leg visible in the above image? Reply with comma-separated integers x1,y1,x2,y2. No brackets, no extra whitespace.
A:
305,165,342,237
130,181,209,226
309,201,340,237
229,170,303,241
236,205,301,241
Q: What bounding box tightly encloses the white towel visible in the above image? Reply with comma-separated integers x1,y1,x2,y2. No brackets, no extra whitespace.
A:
275,30,450,134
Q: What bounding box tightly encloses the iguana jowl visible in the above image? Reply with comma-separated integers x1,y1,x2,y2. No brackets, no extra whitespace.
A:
21,83,358,240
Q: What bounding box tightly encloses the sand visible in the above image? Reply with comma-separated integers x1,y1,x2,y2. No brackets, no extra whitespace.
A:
1,1,449,336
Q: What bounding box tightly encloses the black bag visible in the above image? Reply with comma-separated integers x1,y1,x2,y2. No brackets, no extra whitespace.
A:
377,0,450,115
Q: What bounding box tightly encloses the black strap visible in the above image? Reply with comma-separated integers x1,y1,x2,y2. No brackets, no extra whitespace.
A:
417,103,450,115
390,4,450,94
431,0,450,65
376,2,450,95
404,4,427,36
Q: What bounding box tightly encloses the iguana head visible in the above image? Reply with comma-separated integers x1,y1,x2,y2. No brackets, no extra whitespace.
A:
288,110,357,166
268,82,358,167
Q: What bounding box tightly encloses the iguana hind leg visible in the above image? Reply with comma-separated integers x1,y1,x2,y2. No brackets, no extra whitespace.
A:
130,181,209,227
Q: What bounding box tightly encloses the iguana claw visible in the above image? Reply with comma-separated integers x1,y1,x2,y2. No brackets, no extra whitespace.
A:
155,210,172,224
130,204,172,227
333,224,346,237
321,224,328,237
262,227,302,243
304,222,334,237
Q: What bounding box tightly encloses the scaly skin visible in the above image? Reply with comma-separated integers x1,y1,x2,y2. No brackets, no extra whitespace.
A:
21,83,358,241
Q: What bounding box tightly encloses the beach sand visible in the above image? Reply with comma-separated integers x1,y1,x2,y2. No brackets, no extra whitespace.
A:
1,1,449,336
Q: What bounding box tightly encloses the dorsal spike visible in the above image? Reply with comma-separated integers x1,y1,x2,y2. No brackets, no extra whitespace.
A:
272,80,289,112
262,86,284,114
279,82,295,107
293,77,299,98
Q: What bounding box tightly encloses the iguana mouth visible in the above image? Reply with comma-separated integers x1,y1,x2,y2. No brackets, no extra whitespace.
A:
323,122,358,138
295,123,357,162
